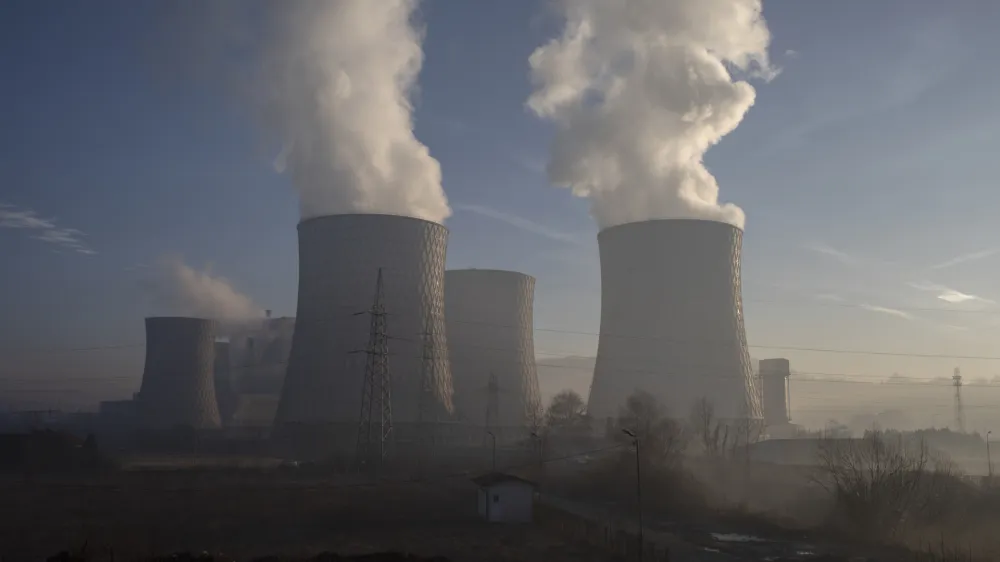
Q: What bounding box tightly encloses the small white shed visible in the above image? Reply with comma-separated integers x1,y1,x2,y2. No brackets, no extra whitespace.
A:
472,472,536,523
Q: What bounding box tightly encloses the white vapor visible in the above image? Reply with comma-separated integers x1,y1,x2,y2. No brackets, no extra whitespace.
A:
0,203,95,255
860,304,914,321
526,0,775,229
139,256,262,322
453,203,579,243
907,281,995,305
261,0,450,223
931,249,996,270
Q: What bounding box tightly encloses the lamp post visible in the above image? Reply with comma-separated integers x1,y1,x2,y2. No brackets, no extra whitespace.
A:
622,428,644,561
987,430,993,486
486,430,496,471
530,431,543,468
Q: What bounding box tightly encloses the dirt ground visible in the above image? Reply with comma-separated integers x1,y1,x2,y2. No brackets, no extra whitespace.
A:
0,470,612,562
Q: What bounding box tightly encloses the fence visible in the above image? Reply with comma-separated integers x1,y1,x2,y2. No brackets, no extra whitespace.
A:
534,500,671,561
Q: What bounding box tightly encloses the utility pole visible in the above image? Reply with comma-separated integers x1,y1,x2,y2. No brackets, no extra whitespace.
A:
354,268,393,475
486,430,497,471
622,428,644,562
953,368,966,434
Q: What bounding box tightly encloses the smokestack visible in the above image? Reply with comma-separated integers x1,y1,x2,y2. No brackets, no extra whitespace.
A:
137,317,221,429
445,269,541,428
275,214,453,438
759,358,791,425
587,219,760,422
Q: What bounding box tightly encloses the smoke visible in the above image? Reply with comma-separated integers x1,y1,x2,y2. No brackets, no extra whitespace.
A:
154,0,450,223
527,0,775,229
138,256,262,323
261,0,450,222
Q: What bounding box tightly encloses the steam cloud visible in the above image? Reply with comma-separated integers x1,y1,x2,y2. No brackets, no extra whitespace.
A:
261,0,450,223
527,0,775,229
139,257,262,322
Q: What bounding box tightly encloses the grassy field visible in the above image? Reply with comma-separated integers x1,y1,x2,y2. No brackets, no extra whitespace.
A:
0,469,612,562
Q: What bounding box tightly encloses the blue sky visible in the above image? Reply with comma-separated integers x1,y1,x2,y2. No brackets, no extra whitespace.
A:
4,0,1000,429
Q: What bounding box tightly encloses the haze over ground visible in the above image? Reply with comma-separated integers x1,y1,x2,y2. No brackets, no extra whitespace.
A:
3,0,1000,432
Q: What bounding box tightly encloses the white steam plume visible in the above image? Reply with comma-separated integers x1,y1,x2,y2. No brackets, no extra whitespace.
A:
139,257,262,323
527,0,775,230
261,0,450,223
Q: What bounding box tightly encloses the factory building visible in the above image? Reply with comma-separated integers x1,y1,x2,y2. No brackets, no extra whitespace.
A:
136,317,221,430
445,269,542,437
587,219,761,423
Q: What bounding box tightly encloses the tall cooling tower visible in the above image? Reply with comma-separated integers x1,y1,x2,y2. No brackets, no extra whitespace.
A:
137,317,221,430
275,214,453,431
445,269,541,428
587,219,761,422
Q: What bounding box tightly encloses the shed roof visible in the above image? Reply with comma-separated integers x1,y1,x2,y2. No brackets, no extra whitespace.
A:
472,472,536,488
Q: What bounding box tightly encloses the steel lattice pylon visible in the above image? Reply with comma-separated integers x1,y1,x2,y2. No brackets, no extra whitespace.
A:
355,268,393,473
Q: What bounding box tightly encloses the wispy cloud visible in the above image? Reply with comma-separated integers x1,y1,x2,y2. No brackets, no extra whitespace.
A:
930,249,996,270
453,203,579,244
784,49,800,59
907,281,995,305
860,303,914,321
804,243,857,266
0,203,95,255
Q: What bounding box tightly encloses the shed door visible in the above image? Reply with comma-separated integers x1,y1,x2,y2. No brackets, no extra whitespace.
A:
491,491,502,521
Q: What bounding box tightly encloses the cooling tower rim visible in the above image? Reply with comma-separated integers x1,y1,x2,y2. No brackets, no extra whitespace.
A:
297,213,448,232
445,268,536,282
598,218,743,238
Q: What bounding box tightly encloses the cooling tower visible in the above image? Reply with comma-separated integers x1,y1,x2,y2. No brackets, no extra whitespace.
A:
137,317,221,430
587,219,761,422
213,341,237,426
759,358,791,425
275,214,453,432
445,269,541,429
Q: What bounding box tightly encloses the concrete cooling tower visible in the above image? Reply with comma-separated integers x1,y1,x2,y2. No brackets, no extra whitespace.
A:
445,269,541,430
137,317,221,430
275,214,453,434
587,219,761,423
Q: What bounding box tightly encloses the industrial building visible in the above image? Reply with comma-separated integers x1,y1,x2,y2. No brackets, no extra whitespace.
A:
274,214,455,452
587,219,761,423
136,317,222,430
445,269,542,435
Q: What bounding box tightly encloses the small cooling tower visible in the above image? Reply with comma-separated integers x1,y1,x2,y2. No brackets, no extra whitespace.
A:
759,358,791,425
137,317,221,429
587,219,761,422
275,214,453,434
445,269,541,429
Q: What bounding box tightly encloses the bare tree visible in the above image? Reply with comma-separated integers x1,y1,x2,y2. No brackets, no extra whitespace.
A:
615,390,688,468
688,397,726,457
545,389,588,430
815,429,930,539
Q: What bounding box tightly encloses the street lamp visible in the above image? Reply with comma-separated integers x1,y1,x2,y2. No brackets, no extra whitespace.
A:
987,431,993,485
486,430,497,471
530,431,544,468
622,428,644,561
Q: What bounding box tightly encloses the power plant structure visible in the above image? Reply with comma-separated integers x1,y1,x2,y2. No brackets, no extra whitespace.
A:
445,269,542,441
587,219,761,424
136,317,221,430
213,341,237,427
274,214,454,455
758,358,791,426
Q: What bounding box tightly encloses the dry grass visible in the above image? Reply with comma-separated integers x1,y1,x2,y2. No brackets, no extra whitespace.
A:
0,470,612,562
